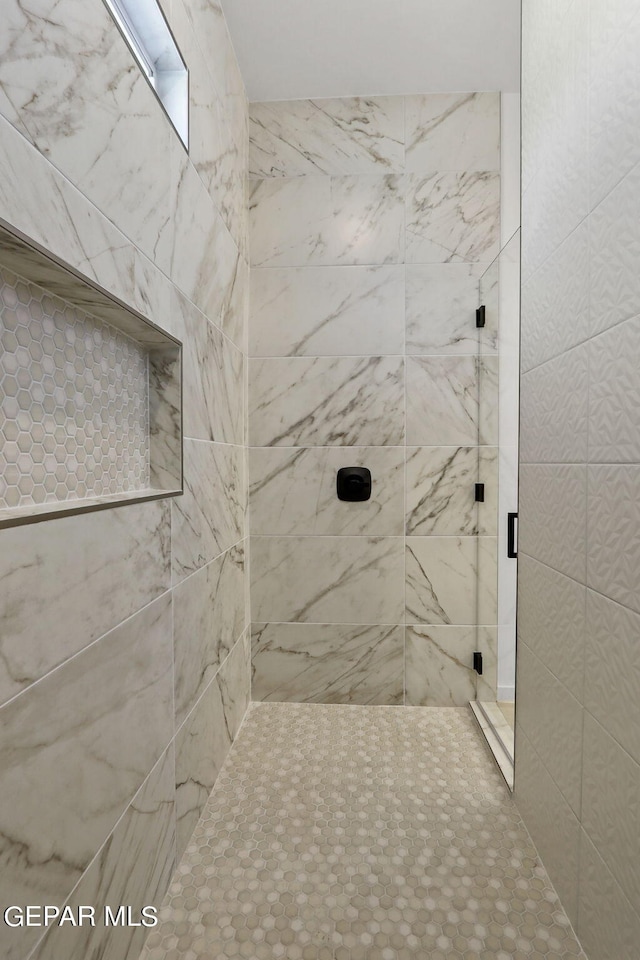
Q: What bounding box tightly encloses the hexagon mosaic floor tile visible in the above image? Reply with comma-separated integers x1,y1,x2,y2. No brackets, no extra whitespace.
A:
140,703,585,960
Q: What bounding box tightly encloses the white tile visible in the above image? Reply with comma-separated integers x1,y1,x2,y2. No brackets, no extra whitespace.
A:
405,263,492,356
520,344,589,463
578,830,640,960
406,537,497,626
406,625,496,706
587,464,640,614
250,446,404,537
249,97,404,177
406,356,498,446
518,464,587,583
251,623,403,705
250,536,404,625
589,315,640,462
405,172,500,264
405,446,497,537
250,265,404,357
250,175,404,267
249,356,404,447
405,93,500,173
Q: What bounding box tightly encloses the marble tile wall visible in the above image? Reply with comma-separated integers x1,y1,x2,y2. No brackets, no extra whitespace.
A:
517,1,640,954
248,93,501,708
0,2,250,959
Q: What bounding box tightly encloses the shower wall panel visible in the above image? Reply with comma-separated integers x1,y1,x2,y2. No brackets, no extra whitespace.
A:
248,94,501,706
0,3,250,959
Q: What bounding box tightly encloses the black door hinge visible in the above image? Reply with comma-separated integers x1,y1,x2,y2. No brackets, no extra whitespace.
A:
475,483,485,502
476,305,486,328
473,651,483,675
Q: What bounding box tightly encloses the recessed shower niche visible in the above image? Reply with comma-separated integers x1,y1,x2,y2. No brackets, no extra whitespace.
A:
0,219,182,528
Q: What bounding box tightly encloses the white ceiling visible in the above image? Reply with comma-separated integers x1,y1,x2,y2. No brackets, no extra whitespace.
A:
220,0,520,103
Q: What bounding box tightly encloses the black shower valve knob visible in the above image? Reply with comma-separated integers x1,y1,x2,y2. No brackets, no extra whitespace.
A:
336,467,372,502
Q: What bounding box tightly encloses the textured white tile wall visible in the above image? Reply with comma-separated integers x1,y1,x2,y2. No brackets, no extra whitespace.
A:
518,1,640,954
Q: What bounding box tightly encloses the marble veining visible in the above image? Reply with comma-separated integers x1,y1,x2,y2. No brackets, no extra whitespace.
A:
173,542,246,726
249,97,404,178
0,499,170,708
406,536,497,625
250,536,405,625
406,172,500,263
406,446,498,536
249,356,405,447
0,593,173,960
249,175,404,267
406,624,497,706
406,262,497,355
405,93,501,173
250,264,404,357
251,623,403,705
249,446,404,537
406,355,498,446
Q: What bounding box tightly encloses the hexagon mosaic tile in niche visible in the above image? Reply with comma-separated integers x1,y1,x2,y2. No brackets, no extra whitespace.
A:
0,263,149,510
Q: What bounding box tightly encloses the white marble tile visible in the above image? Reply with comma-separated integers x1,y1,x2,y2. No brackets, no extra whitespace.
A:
250,447,404,537
0,500,170,707
406,537,497,625
405,93,501,173
251,623,403,705
405,263,493,356
250,175,404,267
249,356,405,447
250,536,404,624
405,446,497,537
175,631,249,858
164,151,243,329
405,625,496,706
0,115,136,307
405,172,500,264
0,0,174,267
249,97,404,177
174,543,246,727
0,593,173,960
250,265,404,357
406,356,498,446
30,745,175,960
172,439,244,583
171,289,244,445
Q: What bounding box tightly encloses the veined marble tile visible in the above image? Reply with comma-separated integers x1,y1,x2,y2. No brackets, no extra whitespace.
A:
0,593,173,960
405,93,501,173
0,115,136,307
405,172,500,264
406,356,498,446
250,265,404,357
172,439,244,584
250,175,404,267
406,537,497,625
174,543,246,727
249,356,404,447
405,625,497,706
172,289,244,445
249,97,404,178
164,151,243,328
251,623,403,705
175,631,249,858
0,500,170,707
406,263,496,355
250,536,405,624
0,0,173,267
249,447,404,537
405,447,498,536
30,746,175,960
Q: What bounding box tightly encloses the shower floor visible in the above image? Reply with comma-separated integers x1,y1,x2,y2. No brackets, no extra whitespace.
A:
140,703,584,960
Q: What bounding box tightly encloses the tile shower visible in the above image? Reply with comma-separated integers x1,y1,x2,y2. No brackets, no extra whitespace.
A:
248,94,501,707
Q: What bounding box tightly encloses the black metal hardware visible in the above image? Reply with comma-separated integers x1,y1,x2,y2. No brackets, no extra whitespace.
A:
476,305,486,328
507,512,518,558
336,466,372,502
475,483,485,502
473,651,483,675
